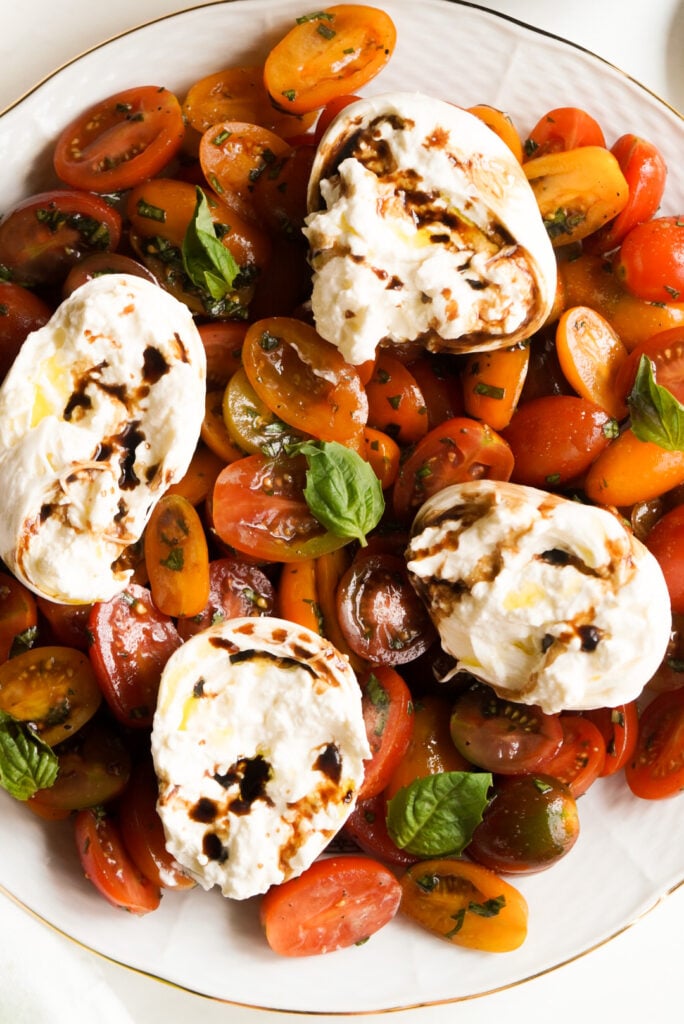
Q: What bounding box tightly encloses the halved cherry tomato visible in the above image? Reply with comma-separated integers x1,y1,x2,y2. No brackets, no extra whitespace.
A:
614,326,684,406
535,714,606,797
335,552,436,665
178,555,275,641
222,366,308,456
645,504,684,613
242,317,368,447
449,684,563,775
144,493,210,618
365,353,428,446
407,355,464,430
182,65,317,139
468,104,523,162
466,773,580,873
0,281,52,381
0,572,37,664
277,558,323,634
400,858,528,952
36,597,91,652
263,5,397,116
502,394,615,490
518,325,575,402
202,389,248,464
357,666,414,800
54,86,185,192
524,146,628,246
260,854,401,956
0,189,122,287
118,758,195,891
88,584,182,729
461,344,530,430
199,121,291,200
580,700,639,776
585,133,668,254
249,144,316,236
583,427,684,506
383,695,471,801
314,94,362,144
74,807,161,914
197,321,246,389
342,793,418,866
625,687,684,798
555,305,629,420
212,452,349,562
361,426,401,489
61,252,156,297
166,443,226,507
523,106,606,159
392,417,514,523
615,215,684,304
313,547,366,671
0,646,102,747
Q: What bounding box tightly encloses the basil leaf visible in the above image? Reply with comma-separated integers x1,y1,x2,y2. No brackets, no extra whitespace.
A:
0,710,58,801
628,354,684,451
182,187,240,300
291,440,385,546
386,770,491,857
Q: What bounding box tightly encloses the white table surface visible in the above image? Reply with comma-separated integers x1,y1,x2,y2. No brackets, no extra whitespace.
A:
1,1,683,1022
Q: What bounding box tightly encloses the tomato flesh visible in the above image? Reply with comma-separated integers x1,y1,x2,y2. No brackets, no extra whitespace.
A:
74,807,161,914
625,688,684,799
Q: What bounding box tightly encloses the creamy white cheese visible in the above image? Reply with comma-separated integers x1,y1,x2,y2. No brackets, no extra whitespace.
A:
151,617,370,900
406,480,672,713
0,274,206,604
304,92,556,365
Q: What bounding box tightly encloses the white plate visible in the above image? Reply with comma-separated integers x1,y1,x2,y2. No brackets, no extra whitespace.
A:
1,0,683,1014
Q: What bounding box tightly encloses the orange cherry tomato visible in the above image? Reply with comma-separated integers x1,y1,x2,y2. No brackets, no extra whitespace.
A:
625,687,684,799
461,344,530,430
555,305,629,420
0,572,37,665
536,714,606,797
199,121,291,201
365,353,428,445
260,854,402,956
53,86,185,192
314,93,362,144
408,355,464,430
357,666,414,801
249,144,316,236
74,807,161,915
468,104,523,162
584,427,684,506
201,389,247,463
384,695,471,801
263,5,397,115
361,426,401,490
166,443,226,507
523,106,606,159
144,493,210,618
400,858,528,952
276,558,324,634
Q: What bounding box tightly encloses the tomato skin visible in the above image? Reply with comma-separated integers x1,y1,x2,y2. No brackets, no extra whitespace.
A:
449,685,563,775
461,345,530,430
74,807,161,915
625,688,684,799
466,773,580,873
88,584,182,729
199,120,291,201
365,353,428,446
392,416,514,522
29,718,131,812
615,216,684,304
0,189,122,287
523,106,606,159
263,5,397,115
535,714,606,797
400,858,528,952
54,86,185,192
502,394,615,490
555,305,629,421
260,854,402,956
584,427,684,506
144,493,211,618
0,282,52,381
357,666,414,800
580,701,639,776
645,504,684,613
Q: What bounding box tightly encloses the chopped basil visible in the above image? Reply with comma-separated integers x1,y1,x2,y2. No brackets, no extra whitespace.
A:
182,186,240,301
295,10,334,23
136,198,166,223
9,625,38,658
474,381,505,400
386,770,491,857
0,711,58,801
160,547,184,571
628,354,684,451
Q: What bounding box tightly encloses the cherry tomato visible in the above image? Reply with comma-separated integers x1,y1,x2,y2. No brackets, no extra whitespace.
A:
361,427,401,490
365,353,428,446
276,558,324,635
202,389,248,464
314,94,362,144
615,215,684,303
586,133,668,254
614,326,684,406
468,104,523,162
335,552,436,665
342,793,418,866
535,714,606,797
260,854,401,956
0,189,122,287
144,493,210,618
384,695,471,801
392,417,514,522
580,701,639,776
177,556,275,640
584,427,684,506
461,345,530,430
555,305,629,420
249,143,316,236
263,5,397,115
222,366,308,456
118,758,195,890
0,645,102,747
645,504,684,613
74,807,161,914
501,394,615,490
199,121,291,201
400,858,528,952
0,572,37,664
197,321,245,390
242,317,368,448
54,86,185,192
523,106,606,158
357,666,414,800
212,452,349,562
449,684,563,775
625,688,684,799
466,773,580,873
165,443,226,508
0,281,52,381
407,355,464,431
88,584,182,729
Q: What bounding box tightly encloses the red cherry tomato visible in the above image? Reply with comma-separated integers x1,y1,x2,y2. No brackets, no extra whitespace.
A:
260,854,402,956
615,215,684,304
74,807,161,914
580,700,639,776
645,504,684,613
523,106,606,158
625,688,684,799
88,584,182,729
342,793,418,866
614,326,684,406
357,666,414,800
0,572,37,665
54,86,185,192
0,281,52,381
535,714,606,797
176,556,275,640
29,719,131,813
365,353,429,446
